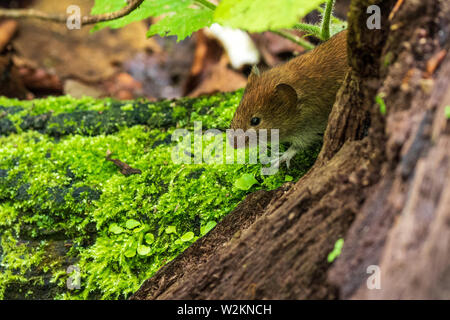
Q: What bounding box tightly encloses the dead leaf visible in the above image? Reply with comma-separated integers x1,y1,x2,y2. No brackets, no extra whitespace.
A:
425,50,447,78
12,0,151,84
0,20,17,51
185,30,246,97
0,54,31,99
103,72,143,100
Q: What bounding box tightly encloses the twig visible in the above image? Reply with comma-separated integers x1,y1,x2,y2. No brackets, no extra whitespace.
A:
106,150,142,177
0,0,145,26
271,30,315,51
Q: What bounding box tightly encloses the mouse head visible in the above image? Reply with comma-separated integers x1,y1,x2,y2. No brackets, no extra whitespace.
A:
229,66,299,147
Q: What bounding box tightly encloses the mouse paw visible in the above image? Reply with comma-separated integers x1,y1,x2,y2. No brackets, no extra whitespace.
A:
271,147,298,169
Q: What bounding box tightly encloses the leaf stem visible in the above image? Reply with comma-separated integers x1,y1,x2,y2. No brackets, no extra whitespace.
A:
271,30,315,50
294,23,322,39
320,0,334,40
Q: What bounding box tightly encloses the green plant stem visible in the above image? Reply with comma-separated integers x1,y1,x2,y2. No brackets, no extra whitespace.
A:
194,0,217,11
294,23,322,39
321,0,334,40
271,30,315,50
317,6,341,24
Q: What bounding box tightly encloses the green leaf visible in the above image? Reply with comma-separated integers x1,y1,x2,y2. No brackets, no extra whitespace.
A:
215,0,326,32
137,245,151,256
91,0,125,16
147,7,214,41
234,173,258,190
180,231,194,242
91,0,192,31
327,238,344,263
285,175,293,182
133,225,145,233
445,106,450,119
165,225,177,234
200,221,217,236
125,219,141,229
124,248,136,258
109,223,124,234
91,0,213,41
144,233,155,244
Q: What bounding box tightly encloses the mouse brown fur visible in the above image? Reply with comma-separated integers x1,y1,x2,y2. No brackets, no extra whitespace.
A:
230,30,349,166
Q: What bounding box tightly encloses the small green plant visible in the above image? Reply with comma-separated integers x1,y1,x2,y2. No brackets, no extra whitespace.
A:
234,173,259,190
200,221,217,236
327,238,344,263
107,219,155,258
376,93,387,115
284,175,294,182
445,105,450,119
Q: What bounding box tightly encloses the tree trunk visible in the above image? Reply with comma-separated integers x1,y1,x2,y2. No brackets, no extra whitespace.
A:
131,0,450,300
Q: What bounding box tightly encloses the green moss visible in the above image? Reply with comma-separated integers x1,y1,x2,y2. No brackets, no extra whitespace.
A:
0,93,319,300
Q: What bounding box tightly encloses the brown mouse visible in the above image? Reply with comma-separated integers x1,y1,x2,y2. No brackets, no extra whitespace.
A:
229,30,349,167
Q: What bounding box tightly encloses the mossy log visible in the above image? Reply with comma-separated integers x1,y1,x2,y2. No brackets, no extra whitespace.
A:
0,91,318,299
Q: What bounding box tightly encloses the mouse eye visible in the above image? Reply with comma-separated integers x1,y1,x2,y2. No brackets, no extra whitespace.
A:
250,117,261,126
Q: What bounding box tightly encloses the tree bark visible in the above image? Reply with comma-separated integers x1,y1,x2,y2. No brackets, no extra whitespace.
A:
131,0,450,300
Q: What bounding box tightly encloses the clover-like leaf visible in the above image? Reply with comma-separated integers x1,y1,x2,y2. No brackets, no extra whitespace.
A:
180,231,194,242
234,173,258,190
124,248,136,258
133,225,145,233
109,223,124,234
125,219,141,229
165,225,177,234
200,221,217,236
145,233,155,244
137,245,151,256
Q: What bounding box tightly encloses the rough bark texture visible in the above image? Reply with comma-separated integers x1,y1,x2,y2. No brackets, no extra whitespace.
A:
330,0,450,299
132,0,450,300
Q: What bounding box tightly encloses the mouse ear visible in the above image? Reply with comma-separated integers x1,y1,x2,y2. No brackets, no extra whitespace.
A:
248,65,260,83
274,83,297,107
